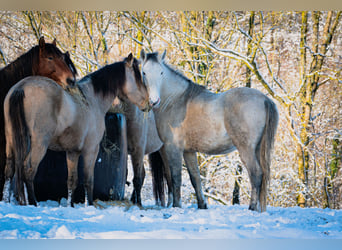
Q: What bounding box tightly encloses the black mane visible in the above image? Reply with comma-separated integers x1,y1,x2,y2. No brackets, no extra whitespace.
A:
84,57,142,98
0,46,39,98
64,53,78,76
86,62,125,97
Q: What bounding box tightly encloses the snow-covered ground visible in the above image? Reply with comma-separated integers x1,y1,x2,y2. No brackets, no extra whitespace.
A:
0,160,341,249
0,198,342,239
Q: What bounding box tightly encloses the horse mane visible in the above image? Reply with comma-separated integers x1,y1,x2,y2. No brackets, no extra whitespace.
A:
64,53,78,76
131,58,143,88
0,46,39,97
152,53,208,99
85,57,142,98
0,43,76,98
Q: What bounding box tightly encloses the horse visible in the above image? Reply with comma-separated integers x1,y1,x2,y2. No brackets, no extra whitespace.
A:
0,37,77,200
140,49,279,212
34,112,128,203
111,97,164,206
3,53,153,206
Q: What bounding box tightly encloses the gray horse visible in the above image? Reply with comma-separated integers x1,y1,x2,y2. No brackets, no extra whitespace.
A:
140,50,279,212
111,97,164,206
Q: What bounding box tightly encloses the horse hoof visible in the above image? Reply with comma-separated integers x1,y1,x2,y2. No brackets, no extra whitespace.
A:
198,203,208,209
130,193,137,203
172,203,182,208
248,203,262,212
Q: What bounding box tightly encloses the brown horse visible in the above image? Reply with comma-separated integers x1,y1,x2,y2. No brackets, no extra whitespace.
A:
0,37,77,200
140,50,279,212
3,54,153,206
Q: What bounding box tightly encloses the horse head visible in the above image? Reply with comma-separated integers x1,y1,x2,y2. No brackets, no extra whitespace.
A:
140,49,167,108
36,37,76,88
123,53,153,112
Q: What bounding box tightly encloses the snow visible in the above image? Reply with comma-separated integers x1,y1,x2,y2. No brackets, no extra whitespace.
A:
1,161,341,250
0,199,341,240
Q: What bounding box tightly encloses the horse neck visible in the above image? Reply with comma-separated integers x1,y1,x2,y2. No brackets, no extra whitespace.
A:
0,48,36,96
78,78,117,115
159,68,189,106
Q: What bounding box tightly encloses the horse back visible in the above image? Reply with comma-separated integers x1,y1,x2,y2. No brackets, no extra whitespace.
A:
14,76,64,121
222,87,274,149
159,87,271,155
5,76,80,148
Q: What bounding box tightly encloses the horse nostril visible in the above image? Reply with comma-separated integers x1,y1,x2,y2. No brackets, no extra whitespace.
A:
150,98,160,107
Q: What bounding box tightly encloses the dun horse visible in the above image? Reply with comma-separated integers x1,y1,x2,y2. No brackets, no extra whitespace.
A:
0,37,76,200
140,50,279,212
112,98,163,206
3,53,153,206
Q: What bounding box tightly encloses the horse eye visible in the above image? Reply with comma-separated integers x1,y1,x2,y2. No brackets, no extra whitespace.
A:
48,57,53,60
142,72,146,76
161,72,163,75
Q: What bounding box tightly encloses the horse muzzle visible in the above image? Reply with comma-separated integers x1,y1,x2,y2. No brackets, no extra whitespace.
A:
140,97,160,112
150,97,160,108
141,103,153,112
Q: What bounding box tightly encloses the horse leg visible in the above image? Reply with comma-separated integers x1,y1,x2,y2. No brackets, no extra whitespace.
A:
159,145,183,208
3,145,14,202
239,148,263,212
130,150,145,206
183,152,207,209
163,155,173,207
82,146,99,206
23,142,48,206
66,152,81,207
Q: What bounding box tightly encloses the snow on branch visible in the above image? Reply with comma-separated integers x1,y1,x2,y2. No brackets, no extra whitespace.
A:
198,38,290,106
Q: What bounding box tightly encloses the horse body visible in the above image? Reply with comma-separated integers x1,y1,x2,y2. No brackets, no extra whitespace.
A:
3,54,152,206
141,50,278,212
33,112,128,203
19,77,102,153
180,88,267,156
0,37,76,200
124,101,162,156
113,98,163,205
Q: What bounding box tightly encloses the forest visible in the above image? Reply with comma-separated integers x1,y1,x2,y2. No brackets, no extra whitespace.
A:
0,11,341,209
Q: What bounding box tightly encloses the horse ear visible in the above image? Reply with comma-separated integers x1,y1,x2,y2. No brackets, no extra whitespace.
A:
52,38,57,46
140,49,146,62
39,37,46,51
126,53,134,67
161,50,166,61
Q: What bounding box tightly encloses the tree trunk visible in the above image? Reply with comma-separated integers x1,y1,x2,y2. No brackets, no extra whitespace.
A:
246,11,255,88
297,11,341,207
297,11,309,208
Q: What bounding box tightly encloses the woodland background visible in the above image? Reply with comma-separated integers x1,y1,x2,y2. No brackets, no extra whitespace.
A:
0,11,341,209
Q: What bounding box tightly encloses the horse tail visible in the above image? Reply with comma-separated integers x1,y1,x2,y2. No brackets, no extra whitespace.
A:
257,98,279,212
0,105,6,201
149,151,165,207
9,88,30,205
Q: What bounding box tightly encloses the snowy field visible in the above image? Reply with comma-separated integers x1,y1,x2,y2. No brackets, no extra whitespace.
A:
1,201,342,250
0,199,342,239
1,164,342,250
1,163,341,240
